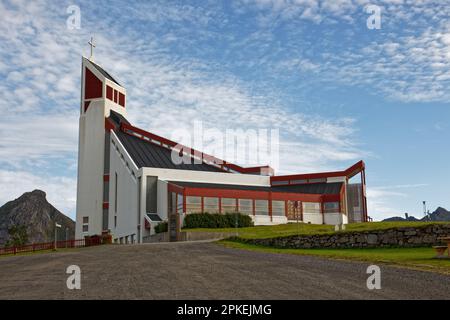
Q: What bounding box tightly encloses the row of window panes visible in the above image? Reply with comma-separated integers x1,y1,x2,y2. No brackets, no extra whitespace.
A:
186,196,284,216
185,196,340,215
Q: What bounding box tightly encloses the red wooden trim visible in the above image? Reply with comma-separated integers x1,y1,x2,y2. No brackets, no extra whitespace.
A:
167,182,184,194
85,67,103,99
103,174,110,182
119,92,125,107
322,194,340,202
268,192,273,221
106,85,113,100
321,202,325,224
103,202,109,209
270,160,365,184
105,117,116,131
300,201,304,221
183,186,330,203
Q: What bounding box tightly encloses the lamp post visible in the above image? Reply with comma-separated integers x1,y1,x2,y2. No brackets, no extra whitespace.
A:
423,201,427,221
65,227,69,248
54,223,61,250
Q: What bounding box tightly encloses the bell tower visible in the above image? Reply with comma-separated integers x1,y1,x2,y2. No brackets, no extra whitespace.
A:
75,47,127,239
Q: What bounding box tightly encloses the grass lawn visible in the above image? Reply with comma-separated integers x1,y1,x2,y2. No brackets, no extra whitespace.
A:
184,221,449,239
219,240,450,274
217,240,450,274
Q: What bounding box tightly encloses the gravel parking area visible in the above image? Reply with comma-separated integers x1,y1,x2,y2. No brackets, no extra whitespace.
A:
0,241,449,299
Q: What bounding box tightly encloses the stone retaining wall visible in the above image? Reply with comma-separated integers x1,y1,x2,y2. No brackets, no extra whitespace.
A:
232,224,450,249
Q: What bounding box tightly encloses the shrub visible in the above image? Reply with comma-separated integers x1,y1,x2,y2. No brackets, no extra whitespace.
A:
155,222,168,234
183,213,253,229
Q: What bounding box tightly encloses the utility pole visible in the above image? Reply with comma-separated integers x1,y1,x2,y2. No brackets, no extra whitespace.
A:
54,223,61,250
423,201,427,221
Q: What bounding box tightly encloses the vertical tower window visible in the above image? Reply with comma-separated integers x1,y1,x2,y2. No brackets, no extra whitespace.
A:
115,172,118,213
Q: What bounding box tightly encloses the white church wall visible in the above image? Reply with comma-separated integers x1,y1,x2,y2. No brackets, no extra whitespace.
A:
271,215,288,225
157,180,168,220
141,167,271,187
303,213,323,224
324,213,343,225
75,100,108,239
109,133,139,242
76,58,129,240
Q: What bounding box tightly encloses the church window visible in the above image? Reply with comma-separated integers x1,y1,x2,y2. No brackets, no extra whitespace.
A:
119,92,125,107
82,216,89,233
238,199,253,215
204,197,219,213
115,172,118,213
324,202,340,213
186,196,201,214
303,202,321,214
272,200,285,216
255,200,269,215
177,194,184,214
221,198,236,213
106,85,113,100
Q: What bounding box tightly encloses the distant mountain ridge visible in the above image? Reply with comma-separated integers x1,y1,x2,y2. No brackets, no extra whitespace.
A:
382,207,450,222
0,190,75,245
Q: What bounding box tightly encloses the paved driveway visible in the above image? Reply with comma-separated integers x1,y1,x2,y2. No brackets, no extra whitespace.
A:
0,241,449,299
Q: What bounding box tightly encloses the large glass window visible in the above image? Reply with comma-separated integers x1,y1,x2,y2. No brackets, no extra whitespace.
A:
221,198,236,214
204,197,219,213
255,200,269,215
186,196,202,214
324,202,339,213
303,202,321,214
238,199,253,215
272,200,285,216
177,194,184,214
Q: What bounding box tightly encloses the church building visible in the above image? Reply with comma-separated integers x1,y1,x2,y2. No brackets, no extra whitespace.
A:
75,54,368,243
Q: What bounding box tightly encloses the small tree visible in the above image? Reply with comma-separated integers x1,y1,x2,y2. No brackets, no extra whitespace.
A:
5,225,28,247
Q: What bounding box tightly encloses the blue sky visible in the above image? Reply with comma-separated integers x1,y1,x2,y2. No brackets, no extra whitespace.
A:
0,0,449,221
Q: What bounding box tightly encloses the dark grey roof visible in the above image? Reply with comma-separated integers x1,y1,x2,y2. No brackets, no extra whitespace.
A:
116,131,224,172
167,181,343,195
272,183,342,194
90,61,120,85
147,214,162,222
109,110,130,127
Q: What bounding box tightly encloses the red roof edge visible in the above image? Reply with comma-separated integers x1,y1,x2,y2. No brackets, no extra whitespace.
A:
270,160,365,183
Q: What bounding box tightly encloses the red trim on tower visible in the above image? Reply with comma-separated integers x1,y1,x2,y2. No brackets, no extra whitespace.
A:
103,202,109,209
105,118,116,131
84,67,103,99
119,92,125,107
106,86,113,100
103,174,110,182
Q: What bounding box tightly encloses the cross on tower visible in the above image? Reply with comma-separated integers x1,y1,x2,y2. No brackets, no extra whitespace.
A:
88,37,96,61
